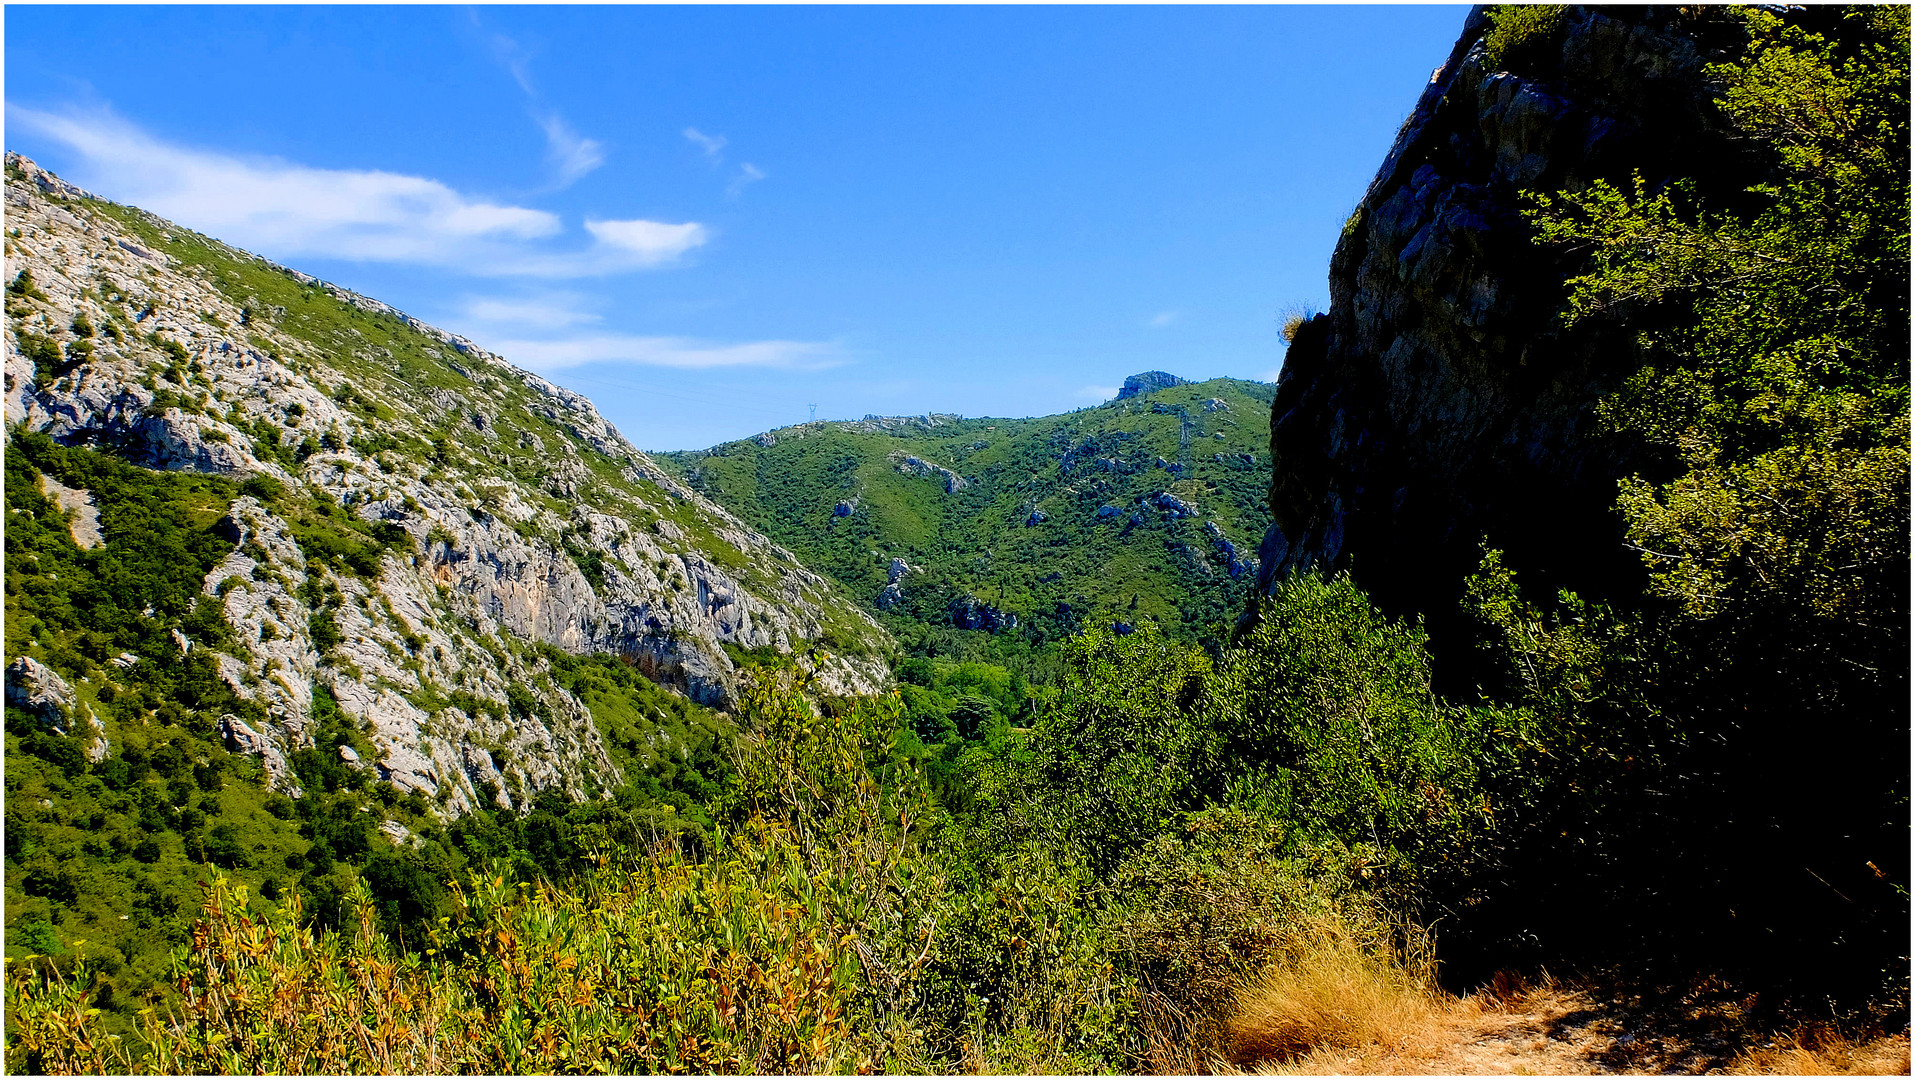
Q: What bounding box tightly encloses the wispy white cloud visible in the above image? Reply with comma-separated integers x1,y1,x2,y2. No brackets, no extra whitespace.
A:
683,127,727,161
1077,384,1122,402
10,105,702,278
461,294,602,331
479,20,537,95
1146,310,1178,328
584,218,707,264
490,334,843,374
727,163,768,199
473,17,606,189
535,112,605,188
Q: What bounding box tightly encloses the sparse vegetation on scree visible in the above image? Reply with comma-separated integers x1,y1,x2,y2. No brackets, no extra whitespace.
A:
5,4,1908,1074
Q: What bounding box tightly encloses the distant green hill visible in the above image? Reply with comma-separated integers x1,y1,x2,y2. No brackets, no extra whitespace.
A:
660,374,1279,665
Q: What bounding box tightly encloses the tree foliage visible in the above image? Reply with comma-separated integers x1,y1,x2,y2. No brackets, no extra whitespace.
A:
1487,5,1910,1001
1525,6,1908,642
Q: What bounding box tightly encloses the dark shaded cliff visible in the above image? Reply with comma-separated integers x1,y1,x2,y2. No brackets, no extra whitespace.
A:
1253,5,1911,1003
1255,6,1759,648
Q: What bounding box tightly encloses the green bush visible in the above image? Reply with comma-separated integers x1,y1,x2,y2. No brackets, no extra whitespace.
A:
1220,572,1505,874
1508,6,1910,1000
17,331,68,384
1483,4,1567,72
9,268,49,300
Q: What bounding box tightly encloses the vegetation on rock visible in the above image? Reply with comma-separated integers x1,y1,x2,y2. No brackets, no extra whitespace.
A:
4,4,1906,1073
661,377,1279,668
1472,2,1909,1005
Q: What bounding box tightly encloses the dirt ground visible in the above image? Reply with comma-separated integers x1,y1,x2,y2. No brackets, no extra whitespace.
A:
1239,977,1911,1076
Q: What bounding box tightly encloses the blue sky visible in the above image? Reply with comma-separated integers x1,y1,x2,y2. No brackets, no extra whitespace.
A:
7,5,1468,450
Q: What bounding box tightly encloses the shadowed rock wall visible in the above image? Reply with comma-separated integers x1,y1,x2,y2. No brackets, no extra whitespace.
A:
1256,6,1758,645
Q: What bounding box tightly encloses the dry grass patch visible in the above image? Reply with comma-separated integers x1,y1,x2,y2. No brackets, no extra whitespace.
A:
1728,1026,1911,1076
1224,959,1913,1077
1222,916,1454,1070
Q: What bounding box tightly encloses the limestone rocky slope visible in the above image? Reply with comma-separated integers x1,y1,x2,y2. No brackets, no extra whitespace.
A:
1257,6,1760,634
3,154,890,813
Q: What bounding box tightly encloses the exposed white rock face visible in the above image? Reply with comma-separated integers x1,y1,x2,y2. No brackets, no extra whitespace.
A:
202,496,318,737
7,657,73,721
4,656,107,762
219,712,300,797
37,474,103,548
4,154,893,814
890,451,971,493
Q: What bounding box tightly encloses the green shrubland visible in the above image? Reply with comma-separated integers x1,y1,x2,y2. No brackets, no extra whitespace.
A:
12,570,1496,1072
0,429,786,1045
660,377,1280,672
6,5,1904,1071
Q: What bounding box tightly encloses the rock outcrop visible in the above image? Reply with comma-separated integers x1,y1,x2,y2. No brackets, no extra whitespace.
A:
948,597,1016,633
5,656,106,762
4,155,893,813
1142,491,1198,520
7,657,76,728
1115,371,1188,400
1256,6,1758,632
891,452,970,493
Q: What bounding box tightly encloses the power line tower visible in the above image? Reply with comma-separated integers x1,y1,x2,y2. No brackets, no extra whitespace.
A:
808,402,818,423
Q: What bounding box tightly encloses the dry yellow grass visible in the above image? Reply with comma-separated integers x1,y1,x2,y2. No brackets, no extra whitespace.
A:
1277,304,1316,344
1221,917,1453,1070
1221,954,1913,1078
1727,1027,1911,1076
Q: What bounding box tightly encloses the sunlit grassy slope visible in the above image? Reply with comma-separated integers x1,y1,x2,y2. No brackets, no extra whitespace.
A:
660,376,1279,659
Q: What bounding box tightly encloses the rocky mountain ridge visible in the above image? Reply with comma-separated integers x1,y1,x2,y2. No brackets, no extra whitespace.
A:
4,154,890,814
1257,5,1758,633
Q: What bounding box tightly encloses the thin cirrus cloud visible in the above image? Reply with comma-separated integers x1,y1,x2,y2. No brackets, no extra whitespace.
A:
683,127,728,161
488,334,844,375
461,295,603,331
728,163,767,198
8,105,704,279
1146,310,1179,328
534,111,606,189
686,128,765,198
473,16,605,190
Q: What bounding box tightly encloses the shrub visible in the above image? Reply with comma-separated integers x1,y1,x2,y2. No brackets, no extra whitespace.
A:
1483,4,1567,72
308,607,342,652
1505,5,1911,1000
1012,622,1221,874
1221,572,1503,873
17,331,68,384
9,267,49,300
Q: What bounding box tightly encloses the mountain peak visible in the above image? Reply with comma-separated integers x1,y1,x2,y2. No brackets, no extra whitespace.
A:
1115,371,1188,400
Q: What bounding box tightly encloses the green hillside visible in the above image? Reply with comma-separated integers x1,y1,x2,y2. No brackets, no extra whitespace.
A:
660,375,1279,664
